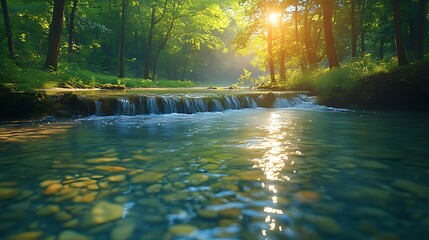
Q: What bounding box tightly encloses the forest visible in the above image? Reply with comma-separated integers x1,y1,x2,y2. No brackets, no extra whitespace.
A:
1,0,429,108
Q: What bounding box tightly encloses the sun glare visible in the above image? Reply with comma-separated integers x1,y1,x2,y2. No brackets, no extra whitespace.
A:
268,13,279,25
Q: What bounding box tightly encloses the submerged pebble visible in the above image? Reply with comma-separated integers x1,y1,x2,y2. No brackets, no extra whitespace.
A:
0,188,19,200
59,230,90,240
169,224,198,236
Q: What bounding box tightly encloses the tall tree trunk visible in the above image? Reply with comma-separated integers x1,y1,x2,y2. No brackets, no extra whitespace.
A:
359,0,366,56
320,0,340,68
267,23,276,84
303,0,318,69
279,22,286,83
45,0,66,70
144,6,156,79
391,0,409,65
351,0,357,57
1,0,15,60
379,31,386,59
118,0,126,78
294,1,299,42
415,0,428,60
67,0,78,59
134,30,140,77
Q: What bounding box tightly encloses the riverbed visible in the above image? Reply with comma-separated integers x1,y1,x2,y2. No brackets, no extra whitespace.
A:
0,106,428,239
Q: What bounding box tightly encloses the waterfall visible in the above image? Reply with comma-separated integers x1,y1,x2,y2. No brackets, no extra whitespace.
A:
92,93,315,116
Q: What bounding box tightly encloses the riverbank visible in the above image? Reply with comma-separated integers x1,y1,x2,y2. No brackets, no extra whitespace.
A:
316,61,429,110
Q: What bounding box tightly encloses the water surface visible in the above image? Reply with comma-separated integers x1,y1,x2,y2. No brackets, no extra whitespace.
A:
0,108,428,240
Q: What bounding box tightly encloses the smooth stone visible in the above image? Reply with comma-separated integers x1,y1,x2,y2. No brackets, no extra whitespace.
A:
237,171,265,181
98,182,109,189
202,164,219,170
94,166,127,172
114,196,128,204
59,230,90,240
39,180,60,188
198,209,218,219
162,192,188,203
87,184,99,190
187,174,209,185
0,187,19,200
219,219,237,227
173,182,187,189
43,183,63,195
63,219,79,228
110,220,136,240
219,208,241,218
35,205,60,216
87,157,118,163
294,190,321,203
73,192,97,203
392,179,428,197
86,201,123,225
146,184,162,193
308,215,342,235
8,201,31,211
163,183,173,192
107,175,126,182
169,224,198,236
91,175,104,179
131,172,164,183
9,231,43,240
56,211,73,221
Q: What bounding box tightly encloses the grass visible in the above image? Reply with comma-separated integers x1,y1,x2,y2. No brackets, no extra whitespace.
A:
0,60,196,91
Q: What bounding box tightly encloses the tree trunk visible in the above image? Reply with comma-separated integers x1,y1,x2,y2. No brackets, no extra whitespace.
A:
303,0,318,69
144,6,156,79
379,31,386,59
279,22,286,83
415,0,428,60
359,0,366,56
45,0,66,70
351,0,357,57
320,0,340,68
67,0,78,59
1,0,15,60
118,0,126,78
391,0,409,65
294,1,299,42
267,24,276,84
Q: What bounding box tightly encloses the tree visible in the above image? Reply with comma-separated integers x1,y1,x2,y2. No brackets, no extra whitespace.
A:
391,0,408,65
66,0,79,59
1,0,15,60
119,0,127,78
351,0,357,57
267,12,276,84
414,0,428,60
144,0,168,79
45,0,66,70
319,0,340,68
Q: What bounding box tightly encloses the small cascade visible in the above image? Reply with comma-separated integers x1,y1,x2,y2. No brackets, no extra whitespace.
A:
92,93,315,116
95,101,102,116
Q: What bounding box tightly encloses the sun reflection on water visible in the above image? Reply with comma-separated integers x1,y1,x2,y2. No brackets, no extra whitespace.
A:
246,112,300,238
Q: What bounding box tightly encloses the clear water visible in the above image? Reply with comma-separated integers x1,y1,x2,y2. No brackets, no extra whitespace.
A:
0,108,428,240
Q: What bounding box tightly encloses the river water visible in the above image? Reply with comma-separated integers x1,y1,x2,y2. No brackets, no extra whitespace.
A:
0,106,428,239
